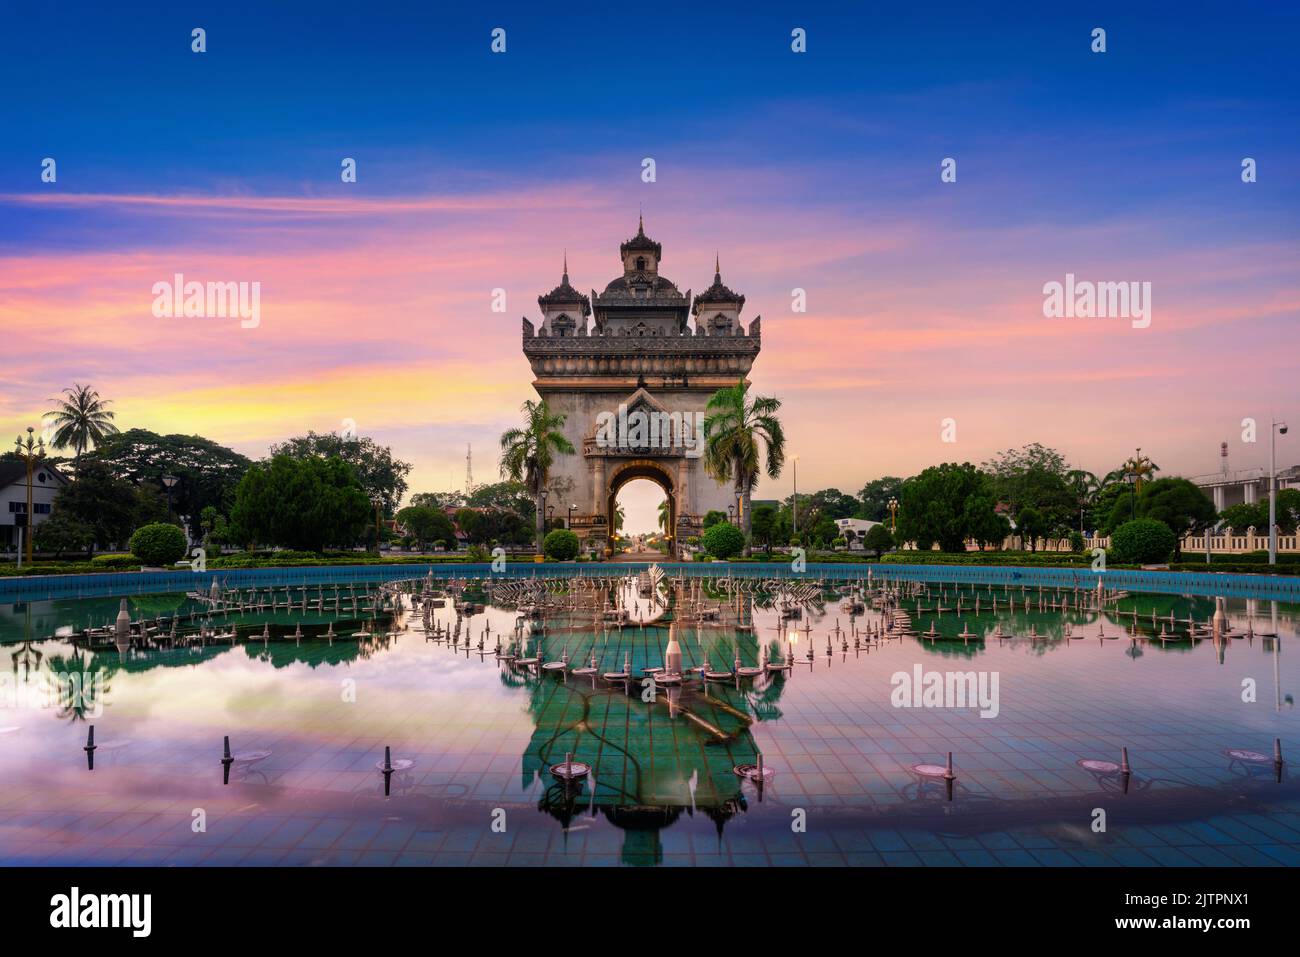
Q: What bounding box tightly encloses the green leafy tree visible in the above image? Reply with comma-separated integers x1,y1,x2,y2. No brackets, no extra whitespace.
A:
1218,502,1262,531
1136,478,1216,557
750,504,778,554
84,429,252,541
702,381,785,556
129,523,188,566
809,488,859,520
229,455,369,552
702,510,727,529
863,523,895,555
33,511,94,558
44,383,119,474
982,444,1074,531
966,491,1011,547
411,491,464,510
856,477,904,522
200,505,232,548
1219,490,1300,534
897,462,1002,552
810,515,838,548
498,400,575,553
702,521,746,560
465,480,535,519
1017,506,1048,551
49,460,139,549
270,432,412,519
396,505,456,550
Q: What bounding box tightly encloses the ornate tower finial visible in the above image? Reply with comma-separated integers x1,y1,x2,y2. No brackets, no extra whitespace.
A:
715,251,721,279
638,205,644,235
563,249,568,282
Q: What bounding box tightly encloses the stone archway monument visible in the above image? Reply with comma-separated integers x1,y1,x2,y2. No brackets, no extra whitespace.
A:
521,218,762,558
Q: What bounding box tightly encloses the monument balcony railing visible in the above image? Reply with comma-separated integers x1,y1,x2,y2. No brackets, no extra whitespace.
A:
582,437,699,457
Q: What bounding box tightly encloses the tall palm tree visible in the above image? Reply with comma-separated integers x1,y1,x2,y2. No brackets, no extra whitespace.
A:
1065,468,1100,533
657,499,669,530
614,503,626,531
45,384,118,474
703,381,786,556
498,399,575,554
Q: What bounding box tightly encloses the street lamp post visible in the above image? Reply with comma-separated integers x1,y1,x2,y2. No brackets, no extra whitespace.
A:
538,488,549,557
568,503,577,529
162,473,179,522
1270,419,1289,565
728,504,735,525
14,427,44,567
370,494,384,553
888,497,899,535
791,455,799,537
546,504,555,531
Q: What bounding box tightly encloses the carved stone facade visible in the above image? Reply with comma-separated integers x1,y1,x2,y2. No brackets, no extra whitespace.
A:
522,219,761,557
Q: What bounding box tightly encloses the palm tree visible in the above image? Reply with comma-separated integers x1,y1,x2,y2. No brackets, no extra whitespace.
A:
614,503,626,531
498,400,575,554
1065,469,1100,533
45,384,118,474
703,381,786,556
657,499,669,531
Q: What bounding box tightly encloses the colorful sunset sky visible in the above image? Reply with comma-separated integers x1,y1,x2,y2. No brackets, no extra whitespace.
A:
2,3,1297,532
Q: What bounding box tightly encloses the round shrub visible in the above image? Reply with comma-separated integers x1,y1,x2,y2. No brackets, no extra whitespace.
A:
129,523,188,566
702,521,746,560
1109,518,1177,564
1067,530,1085,553
543,528,580,561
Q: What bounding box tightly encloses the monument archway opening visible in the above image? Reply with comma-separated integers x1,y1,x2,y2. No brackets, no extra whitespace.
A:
612,476,669,556
607,460,674,558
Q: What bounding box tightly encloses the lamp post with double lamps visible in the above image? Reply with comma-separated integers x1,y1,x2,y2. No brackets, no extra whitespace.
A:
13,427,44,567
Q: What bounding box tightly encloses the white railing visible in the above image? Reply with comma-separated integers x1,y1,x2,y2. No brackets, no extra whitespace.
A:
897,526,1298,554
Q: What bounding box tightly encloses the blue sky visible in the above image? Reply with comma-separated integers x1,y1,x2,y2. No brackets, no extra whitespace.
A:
2,1,1297,530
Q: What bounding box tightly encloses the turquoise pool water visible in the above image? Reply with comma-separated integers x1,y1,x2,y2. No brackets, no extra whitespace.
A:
1,573,1297,866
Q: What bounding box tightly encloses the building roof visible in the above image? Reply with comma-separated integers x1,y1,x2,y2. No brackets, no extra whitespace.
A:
692,257,745,312
537,257,592,315
619,215,662,260
0,460,69,491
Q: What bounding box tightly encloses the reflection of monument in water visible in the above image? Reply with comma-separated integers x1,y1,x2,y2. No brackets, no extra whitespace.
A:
515,587,784,865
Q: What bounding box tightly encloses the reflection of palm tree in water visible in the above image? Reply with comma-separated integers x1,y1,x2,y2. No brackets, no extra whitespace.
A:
515,604,789,865
43,649,115,723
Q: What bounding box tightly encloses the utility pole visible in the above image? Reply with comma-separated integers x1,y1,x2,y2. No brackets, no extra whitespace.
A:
1270,418,1289,565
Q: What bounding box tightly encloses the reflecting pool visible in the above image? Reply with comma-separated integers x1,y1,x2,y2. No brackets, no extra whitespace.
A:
1,574,1298,866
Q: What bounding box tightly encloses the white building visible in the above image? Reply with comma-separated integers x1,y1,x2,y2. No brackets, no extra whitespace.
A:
1,461,69,552
835,518,881,545
1190,463,1300,512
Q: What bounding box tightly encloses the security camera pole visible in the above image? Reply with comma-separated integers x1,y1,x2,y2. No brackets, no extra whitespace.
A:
1270,418,1289,565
